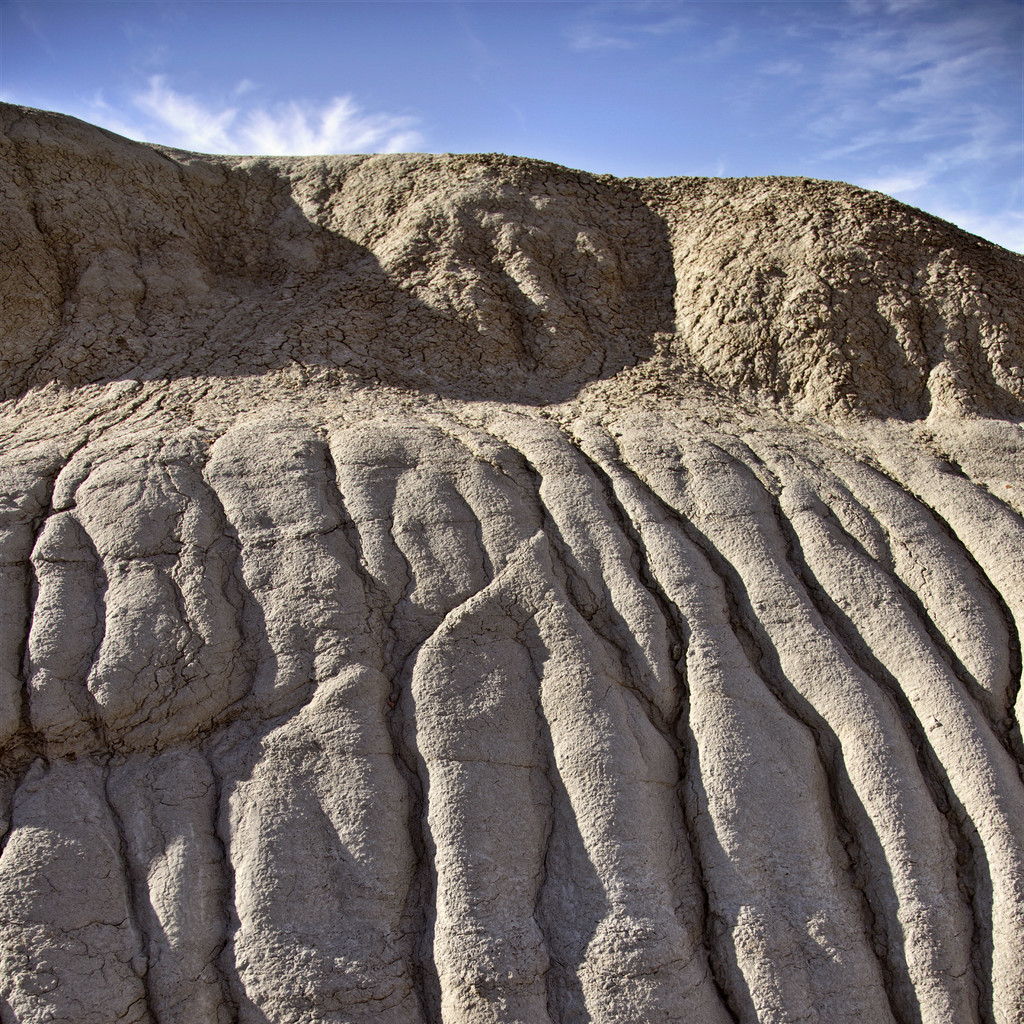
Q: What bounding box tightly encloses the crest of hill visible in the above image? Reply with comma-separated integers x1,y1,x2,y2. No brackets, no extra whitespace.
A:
2,102,1021,417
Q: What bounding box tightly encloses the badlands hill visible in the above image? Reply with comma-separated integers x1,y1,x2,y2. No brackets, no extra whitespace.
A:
0,103,1022,1024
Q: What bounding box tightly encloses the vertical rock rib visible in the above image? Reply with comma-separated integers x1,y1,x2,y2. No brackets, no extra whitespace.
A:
207,424,421,1022
484,418,733,1024
625,422,1008,1022
868,448,1024,771
748,443,987,1021
819,446,1018,746
804,449,1024,1024
106,750,233,1024
319,432,435,1018
328,415,527,1022
0,759,152,1024
599,424,903,1024
0,455,64,847
407,539,554,1024
25,508,107,755
567,423,741,1023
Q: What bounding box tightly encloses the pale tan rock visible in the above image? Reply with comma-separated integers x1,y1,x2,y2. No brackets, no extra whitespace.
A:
0,103,1022,1024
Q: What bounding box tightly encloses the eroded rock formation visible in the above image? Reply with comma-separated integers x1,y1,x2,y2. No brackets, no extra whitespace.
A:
0,103,1022,1024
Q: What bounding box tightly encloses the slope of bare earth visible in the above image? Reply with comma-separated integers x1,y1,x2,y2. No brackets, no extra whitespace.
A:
0,103,1022,1024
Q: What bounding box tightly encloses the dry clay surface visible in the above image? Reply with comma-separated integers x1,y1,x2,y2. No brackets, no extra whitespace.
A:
0,104,1023,1024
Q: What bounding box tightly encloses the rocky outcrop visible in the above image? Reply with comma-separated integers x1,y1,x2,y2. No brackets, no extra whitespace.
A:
3,104,1022,416
0,104,1022,1024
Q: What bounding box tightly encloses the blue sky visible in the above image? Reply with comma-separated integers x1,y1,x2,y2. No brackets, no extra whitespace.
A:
3,0,1022,250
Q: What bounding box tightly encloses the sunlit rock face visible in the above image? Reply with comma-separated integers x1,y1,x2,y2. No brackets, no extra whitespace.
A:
0,103,1022,1024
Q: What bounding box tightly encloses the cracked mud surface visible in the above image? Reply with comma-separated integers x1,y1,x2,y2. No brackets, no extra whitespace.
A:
0,104,1022,1024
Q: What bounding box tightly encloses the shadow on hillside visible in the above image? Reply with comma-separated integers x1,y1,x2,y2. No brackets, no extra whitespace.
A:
7,145,678,405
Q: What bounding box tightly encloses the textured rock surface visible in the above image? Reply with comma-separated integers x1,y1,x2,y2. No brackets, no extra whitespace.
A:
0,103,1022,1024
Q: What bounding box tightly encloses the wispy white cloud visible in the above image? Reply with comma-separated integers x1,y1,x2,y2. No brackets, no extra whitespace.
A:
84,76,423,155
927,206,1024,253
634,14,693,37
567,27,635,52
759,59,803,77
451,6,505,84
15,1,56,59
798,1,1022,247
566,2,692,52
860,147,1024,252
133,76,239,151
810,5,1019,144
241,95,422,155
862,170,932,194
847,0,939,16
